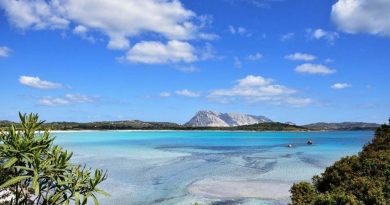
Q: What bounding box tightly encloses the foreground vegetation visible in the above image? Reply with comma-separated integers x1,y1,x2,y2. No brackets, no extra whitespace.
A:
0,113,108,205
290,123,390,204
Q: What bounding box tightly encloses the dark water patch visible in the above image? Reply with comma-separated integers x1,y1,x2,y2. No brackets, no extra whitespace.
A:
150,196,180,204
151,176,163,185
242,156,277,171
211,199,245,205
280,151,304,158
299,156,326,168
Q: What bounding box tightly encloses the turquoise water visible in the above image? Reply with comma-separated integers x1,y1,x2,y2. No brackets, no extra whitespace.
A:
53,130,374,205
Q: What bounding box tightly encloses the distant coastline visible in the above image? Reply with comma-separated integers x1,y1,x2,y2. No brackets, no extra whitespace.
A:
1,120,380,132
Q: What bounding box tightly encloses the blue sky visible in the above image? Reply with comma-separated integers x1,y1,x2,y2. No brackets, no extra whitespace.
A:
0,0,389,124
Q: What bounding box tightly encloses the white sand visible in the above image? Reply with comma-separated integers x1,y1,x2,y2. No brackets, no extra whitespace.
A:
188,178,292,200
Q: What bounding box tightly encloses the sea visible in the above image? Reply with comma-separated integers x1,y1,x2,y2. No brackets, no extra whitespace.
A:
52,130,374,205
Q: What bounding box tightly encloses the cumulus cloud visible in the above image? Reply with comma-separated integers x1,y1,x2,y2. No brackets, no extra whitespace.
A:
125,40,197,64
19,76,62,89
0,0,213,56
176,89,200,97
0,0,69,30
285,52,316,61
209,75,312,106
247,52,263,61
0,46,12,58
295,63,336,75
331,83,351,89
332,0,390,37
38,94,96,106
73,25,95,42
306,28,339,43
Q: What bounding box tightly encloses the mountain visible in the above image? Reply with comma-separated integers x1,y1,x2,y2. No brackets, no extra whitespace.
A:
304,122,381,130
185,110,272,127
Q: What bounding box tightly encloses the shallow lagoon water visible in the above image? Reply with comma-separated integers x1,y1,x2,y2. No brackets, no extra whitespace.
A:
53,130,374,205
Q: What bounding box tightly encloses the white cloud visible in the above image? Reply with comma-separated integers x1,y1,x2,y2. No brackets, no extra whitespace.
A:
176,65,198,73
247,52,263,61
0,0,69,30
73,25,95,42
285,52,316,61
0,0,211,50
199,43,217,60
0,46,12,58
38,94,96,106
324,58,334,63
209,75,312,106
229,25,248,35
332,0,390,37
280,32,294,41
125,40,197,64
238,75,271,87
64,94,95,103
160,92,171,97
295,63,336,75
19,76,62,89
73,25,87,34
331,83,351,89
38,97,69,106
234,57,242,68
176,89,200,97
306,28,339,43
285,97,313,107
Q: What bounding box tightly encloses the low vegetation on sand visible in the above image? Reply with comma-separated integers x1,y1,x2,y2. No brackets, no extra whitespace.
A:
0,113,108,205
290,124,390,204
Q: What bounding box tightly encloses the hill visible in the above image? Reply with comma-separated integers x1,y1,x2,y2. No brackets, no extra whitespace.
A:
304,122,380,130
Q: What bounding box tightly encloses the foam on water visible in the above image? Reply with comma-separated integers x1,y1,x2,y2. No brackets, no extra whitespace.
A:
53,130,373,205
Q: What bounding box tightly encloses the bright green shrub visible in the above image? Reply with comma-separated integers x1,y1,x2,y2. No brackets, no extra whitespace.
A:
0,113,109,205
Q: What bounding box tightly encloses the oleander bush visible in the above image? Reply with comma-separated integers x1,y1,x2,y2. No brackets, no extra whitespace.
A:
0,113,109,205
290,124,390,205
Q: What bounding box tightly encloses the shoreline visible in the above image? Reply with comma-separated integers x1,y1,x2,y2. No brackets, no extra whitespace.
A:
49,129,372,133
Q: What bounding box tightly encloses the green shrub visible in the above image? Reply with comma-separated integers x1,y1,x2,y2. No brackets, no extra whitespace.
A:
0,113,109,205
290,124,390,205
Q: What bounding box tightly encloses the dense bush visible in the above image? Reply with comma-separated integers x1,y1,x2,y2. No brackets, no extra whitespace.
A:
0,113,108,205
290,124,390,205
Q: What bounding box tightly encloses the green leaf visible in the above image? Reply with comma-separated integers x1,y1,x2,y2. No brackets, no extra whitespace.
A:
75,192,80,205
2,157,17,168
32,173,39,195
95,189,110,197
92,194,99,205
0,175,30,189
